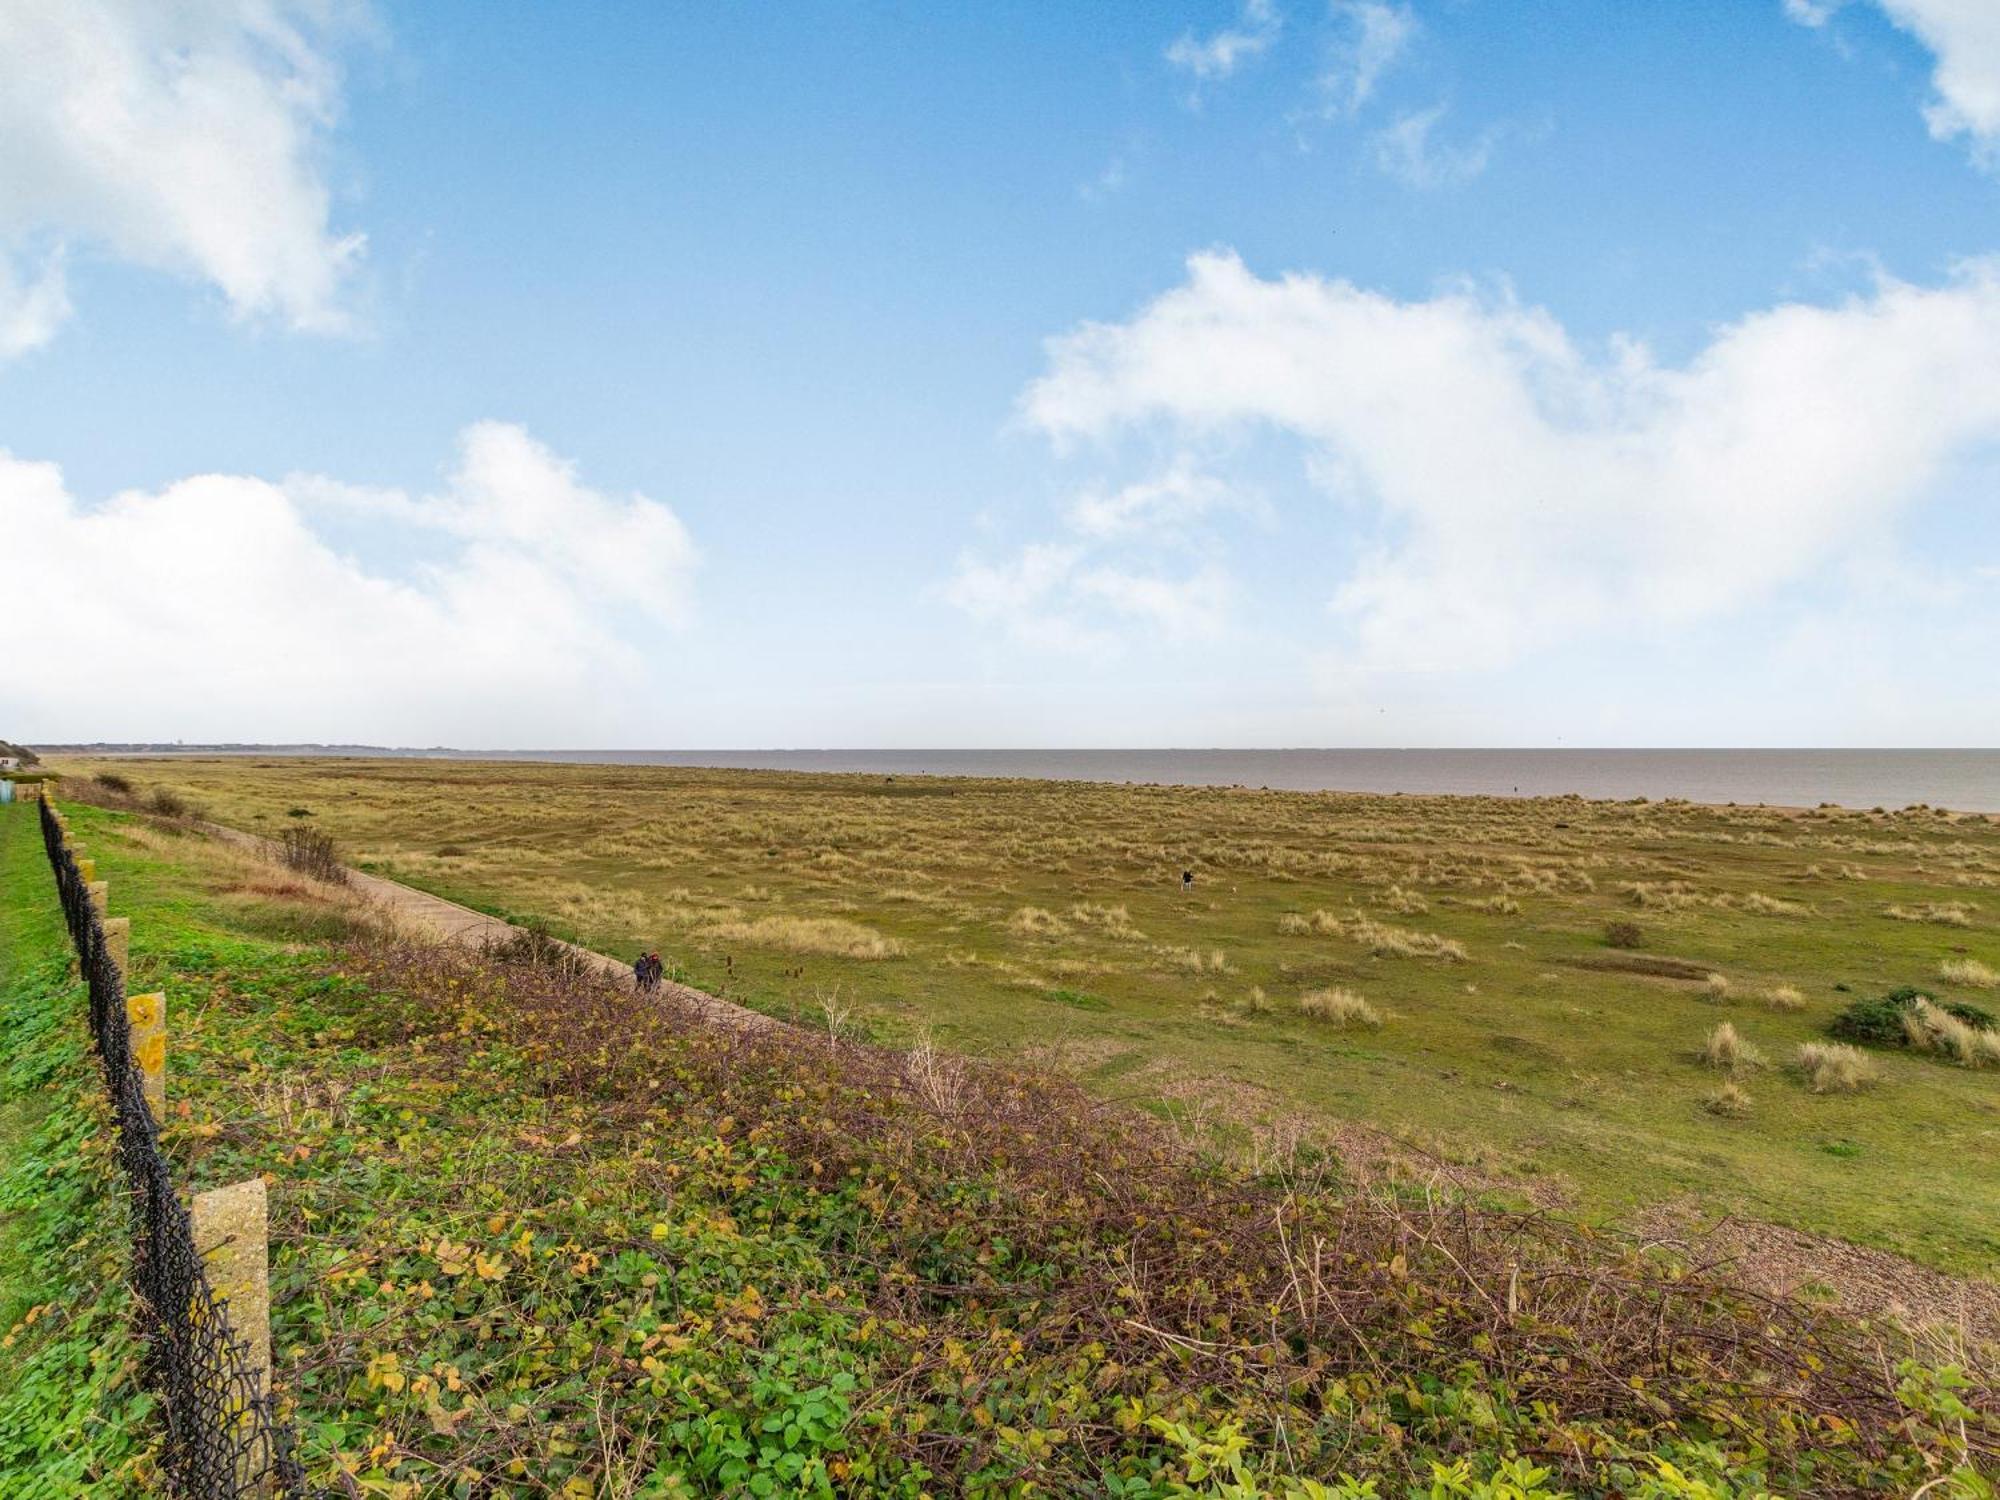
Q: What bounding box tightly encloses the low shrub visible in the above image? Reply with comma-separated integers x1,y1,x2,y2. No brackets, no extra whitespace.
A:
481,922,593,980
1603,920,1643,949
1830,986,1996,1049
276,824,346,885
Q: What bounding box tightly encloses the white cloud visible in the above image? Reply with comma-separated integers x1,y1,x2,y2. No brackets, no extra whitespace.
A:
1021,249,2000,675
1066,463,1244,539
1369,103,1499,187
2,424,697,742
1789,0,2000,161
1074,563,1232,640
1316,0,1416,117
0,244,70,358
1166,0,1282,88
945,543,1230,653
946,454,1242,652
0,0,374,355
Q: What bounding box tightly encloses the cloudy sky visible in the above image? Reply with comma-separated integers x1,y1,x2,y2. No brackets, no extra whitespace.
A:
3,1,1997,747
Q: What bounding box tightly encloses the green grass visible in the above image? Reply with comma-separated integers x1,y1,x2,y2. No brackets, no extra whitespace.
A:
15,797,1996,1496
0,804,153,1497
54,755,2000,1279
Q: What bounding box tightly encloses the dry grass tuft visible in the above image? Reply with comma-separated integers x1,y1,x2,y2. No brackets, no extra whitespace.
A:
1297,987,1382,1028
705,915,905,960
1282,910,1466,962
1884,902,1977,928
1154,944,1232,973
1702,973,1733,1003
1704,1081,1753,1118
1938,958,1998,989
1900,997,2000,1068
1795,1042,1880,1094
1067,902,1146,940
1008,906,1069,937
1701,1021,1762,1072
1759,985,1807,1012
1621,881,1701,912
1379,884,1430,915
1731,891,1814,917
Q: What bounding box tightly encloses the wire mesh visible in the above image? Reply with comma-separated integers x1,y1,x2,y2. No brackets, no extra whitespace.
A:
38,797,316,1497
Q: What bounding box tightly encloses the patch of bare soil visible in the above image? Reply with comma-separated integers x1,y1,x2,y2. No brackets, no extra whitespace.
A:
1562,952,1716,981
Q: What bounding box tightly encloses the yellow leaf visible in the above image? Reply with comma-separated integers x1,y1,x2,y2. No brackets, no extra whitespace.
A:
474,1253,510,1282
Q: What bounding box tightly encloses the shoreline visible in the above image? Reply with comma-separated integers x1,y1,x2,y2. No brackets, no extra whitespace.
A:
37,746,2000,818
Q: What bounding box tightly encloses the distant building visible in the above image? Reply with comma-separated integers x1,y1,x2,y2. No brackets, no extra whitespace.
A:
0,756,19,771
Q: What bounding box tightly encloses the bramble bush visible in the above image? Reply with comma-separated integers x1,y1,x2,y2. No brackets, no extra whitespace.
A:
141,925,1999,1497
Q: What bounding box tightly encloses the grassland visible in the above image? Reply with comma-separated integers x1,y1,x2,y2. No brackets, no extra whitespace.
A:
6,795,1995,1496
0,801,152,1495
47,755,2000,1287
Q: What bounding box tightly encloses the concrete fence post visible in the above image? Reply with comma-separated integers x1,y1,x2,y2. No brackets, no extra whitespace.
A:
191,1175,273,1465
126,991,166,1117
88,880,109,917
103,917,131,977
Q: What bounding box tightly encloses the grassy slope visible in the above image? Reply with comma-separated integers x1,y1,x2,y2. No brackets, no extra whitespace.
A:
0,803,152,1496
56,756,2000,1280
24,797,1998,1497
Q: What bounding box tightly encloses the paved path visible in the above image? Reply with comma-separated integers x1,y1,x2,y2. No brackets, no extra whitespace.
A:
208,822,778,1034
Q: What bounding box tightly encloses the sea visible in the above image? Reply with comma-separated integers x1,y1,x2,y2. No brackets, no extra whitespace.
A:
433,748,2000,813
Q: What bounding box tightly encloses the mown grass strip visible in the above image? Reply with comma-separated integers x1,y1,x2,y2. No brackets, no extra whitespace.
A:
0,804,156,1496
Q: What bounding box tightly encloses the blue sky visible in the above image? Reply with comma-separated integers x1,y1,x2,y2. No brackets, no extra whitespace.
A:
4,1,1998,746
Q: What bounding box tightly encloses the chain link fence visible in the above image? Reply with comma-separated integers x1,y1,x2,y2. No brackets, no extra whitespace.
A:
38,796,316,1497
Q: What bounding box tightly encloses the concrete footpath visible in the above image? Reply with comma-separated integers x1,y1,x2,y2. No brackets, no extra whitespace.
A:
206,821,779,1034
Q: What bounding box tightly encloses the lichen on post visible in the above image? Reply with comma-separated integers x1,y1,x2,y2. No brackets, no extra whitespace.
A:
126,990,166,1117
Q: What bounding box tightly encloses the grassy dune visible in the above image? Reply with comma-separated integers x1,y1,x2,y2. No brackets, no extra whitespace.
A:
51,755,2000,1278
